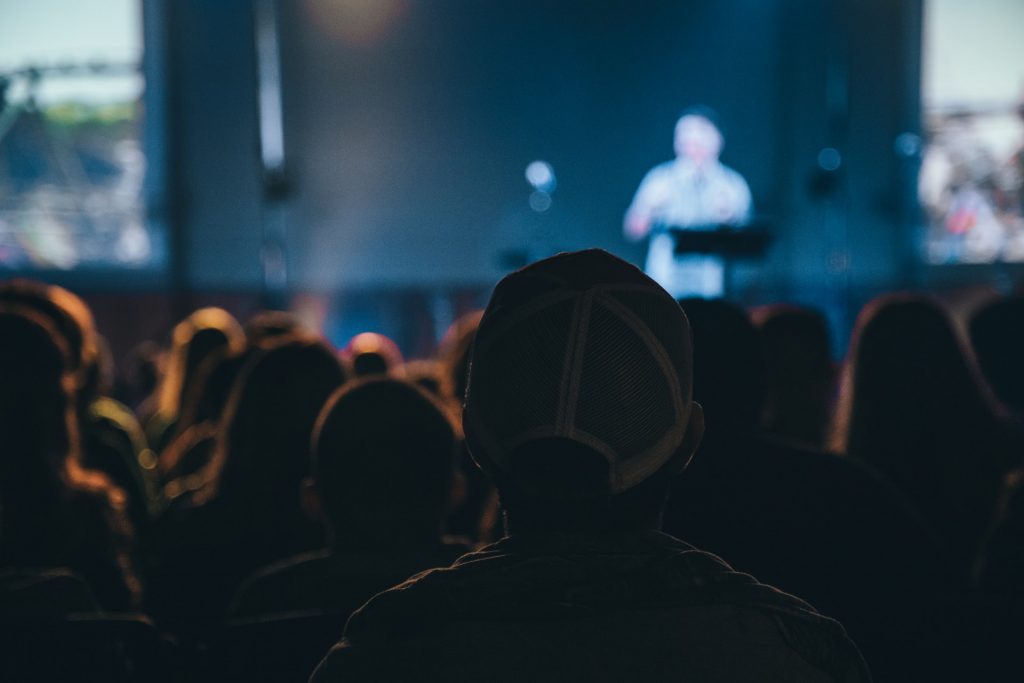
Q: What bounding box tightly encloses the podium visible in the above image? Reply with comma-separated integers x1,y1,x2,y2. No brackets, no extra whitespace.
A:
666,222,772,257
661,221,772,297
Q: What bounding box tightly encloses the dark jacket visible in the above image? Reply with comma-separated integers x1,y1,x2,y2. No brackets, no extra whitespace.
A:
310,531,870,682
228,542,469,620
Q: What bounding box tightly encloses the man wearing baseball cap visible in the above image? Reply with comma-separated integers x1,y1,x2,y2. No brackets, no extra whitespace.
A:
311,250,869,682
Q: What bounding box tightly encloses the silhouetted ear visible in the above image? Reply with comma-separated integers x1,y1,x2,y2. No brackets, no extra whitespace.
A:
666,401,704,476
300,477,322,522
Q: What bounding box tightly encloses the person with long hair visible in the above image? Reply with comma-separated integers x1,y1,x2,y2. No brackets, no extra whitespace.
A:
147,307,245,456
0,306,140,611
146,335,346,624
0,279,160,540
832,294,1019,582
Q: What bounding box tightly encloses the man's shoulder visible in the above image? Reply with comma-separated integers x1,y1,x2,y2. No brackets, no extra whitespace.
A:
321,533,866,677
311,534,870,681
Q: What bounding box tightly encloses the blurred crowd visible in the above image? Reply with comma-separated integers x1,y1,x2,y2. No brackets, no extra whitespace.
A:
3,260,1024,681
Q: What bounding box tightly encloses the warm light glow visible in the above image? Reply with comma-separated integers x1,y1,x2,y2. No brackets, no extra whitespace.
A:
304,0,408,47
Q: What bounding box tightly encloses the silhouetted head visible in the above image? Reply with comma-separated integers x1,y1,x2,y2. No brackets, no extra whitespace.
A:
344,332,404,378
0,306,126,550
200,337,347,523
464,250,704,534
311,377,458,547
0,279,98,391
678,298,764,439
969,295,1024,416
835,294,999,461
752,304,834,447
0,306,76,474
157,307,245,420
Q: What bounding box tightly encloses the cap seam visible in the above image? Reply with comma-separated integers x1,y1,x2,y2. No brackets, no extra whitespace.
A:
559,290,594,433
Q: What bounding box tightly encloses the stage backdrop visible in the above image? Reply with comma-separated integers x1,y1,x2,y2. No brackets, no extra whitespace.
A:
168,0,921,316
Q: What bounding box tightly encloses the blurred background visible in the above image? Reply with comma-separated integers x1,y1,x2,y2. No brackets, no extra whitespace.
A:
1,0,1022,362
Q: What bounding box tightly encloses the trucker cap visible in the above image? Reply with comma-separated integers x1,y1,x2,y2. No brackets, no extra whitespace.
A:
463,249,694,494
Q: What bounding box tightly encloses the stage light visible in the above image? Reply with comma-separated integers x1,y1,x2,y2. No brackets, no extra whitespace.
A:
525,160,556,193
817,147,842,171
894,132,921,158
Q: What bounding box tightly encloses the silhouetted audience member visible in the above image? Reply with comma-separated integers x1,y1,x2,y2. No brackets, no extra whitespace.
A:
0,281,159,544
0,280,98,385
0,307,140,611
664,298,953,681
343,332,403,378
158,346,251,488
969,295,1024,420
833,294,1018,582
147,307,244,455
310,250,868,682
146,336,346,625
81,335,163,530
229,377,465,620
160,325,316,492
751,304,836,449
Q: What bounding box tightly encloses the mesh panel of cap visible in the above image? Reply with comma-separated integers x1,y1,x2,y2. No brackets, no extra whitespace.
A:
606,289,692,398
573,298,677,467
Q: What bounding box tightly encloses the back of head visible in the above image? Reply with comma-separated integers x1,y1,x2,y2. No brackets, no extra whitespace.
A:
312,377,457,544
0,307,74,477
752,304,834,447
463,250,696,530
344,332,404,378
158,307,245,419
0,280,97,391
678,298,764,438
969,295,1024,415
837,294,996,462
205,336,347,512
